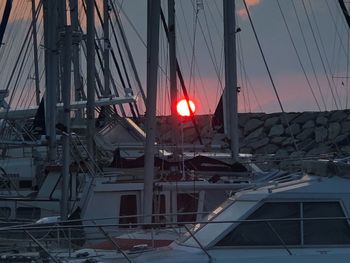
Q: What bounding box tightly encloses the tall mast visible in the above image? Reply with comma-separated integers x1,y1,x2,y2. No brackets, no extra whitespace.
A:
69,0,83,119
143,0,161,224
31,0,40,106
103,0,110,97
223,0,238,162
168,0,179,152
168,0,177,121
61,25,72,220
44,0,59,162
86,0,96,157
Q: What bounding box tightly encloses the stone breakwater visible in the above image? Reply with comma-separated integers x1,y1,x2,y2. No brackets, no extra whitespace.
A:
156,110,350,160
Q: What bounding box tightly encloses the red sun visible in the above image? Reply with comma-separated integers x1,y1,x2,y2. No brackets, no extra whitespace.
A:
176,99,196,117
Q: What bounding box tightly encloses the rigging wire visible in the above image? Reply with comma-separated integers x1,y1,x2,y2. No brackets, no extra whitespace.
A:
159,8,203,144
187,1,224,94
178,0,195,67
94,0,137,117
4,4,36,97
16,2,45,110
276,0,321,111
242,0,299,150
202,1,223,83
237,34,251,112
175,2,211,111
308,0,342,108
290,0,327,110
301,0,339,110
15,40,35,110
0,0,20,60
334,0,350,108
326,0,349,68
203,1,225,107
112,0,170,111
237,37,248,112
0,0,28,79
110,0,146,107
0,0,13,52
237,32,263,112
109,6,140,116
188,0,200,95
242,0,285,113
112,0,146,48
158,20,168,116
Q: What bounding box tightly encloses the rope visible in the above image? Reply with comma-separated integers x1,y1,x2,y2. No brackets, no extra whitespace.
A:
301,0,339,109
237,32,263,112
276,0,321,111
243,0,299,151
308,0,342,108
291,0,327,110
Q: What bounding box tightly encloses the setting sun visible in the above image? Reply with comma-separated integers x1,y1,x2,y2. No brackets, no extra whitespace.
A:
176,99,196,117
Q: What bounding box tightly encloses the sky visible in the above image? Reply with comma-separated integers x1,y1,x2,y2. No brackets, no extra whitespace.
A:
0,0,349,115
116,0,350,114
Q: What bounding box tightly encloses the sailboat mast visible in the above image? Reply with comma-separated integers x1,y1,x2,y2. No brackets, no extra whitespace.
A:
44,0,58,162
31,0,40,106
168,0,177,122
168,0,180,153
223,0,238,162
86,0,96,158
143,0,161,224
61,26,72,220
103,0,110,97
69,0,83,119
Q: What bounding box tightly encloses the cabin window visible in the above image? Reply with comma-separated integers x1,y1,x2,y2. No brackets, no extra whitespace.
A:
0,207,10,219
119,195,137,228
16,207,41,220
303,202,350,244
215,201,350,247
153,194,166,225
19,180,32,189
177,193,199,223
216,202,300,246
0,180,11,189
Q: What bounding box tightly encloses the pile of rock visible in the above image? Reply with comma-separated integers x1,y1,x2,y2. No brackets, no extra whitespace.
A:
156,110,350,161
239,110,350,159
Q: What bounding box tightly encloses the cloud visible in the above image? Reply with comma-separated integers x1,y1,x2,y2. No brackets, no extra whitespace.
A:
246,0,261,6
238,8,248,18
238,0,262,19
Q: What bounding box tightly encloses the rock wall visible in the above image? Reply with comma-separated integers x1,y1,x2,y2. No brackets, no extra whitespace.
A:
238,111,350,159
156,110,350,161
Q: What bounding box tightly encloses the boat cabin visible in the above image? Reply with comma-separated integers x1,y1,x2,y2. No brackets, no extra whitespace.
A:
79,176,249,244
132,169,350,262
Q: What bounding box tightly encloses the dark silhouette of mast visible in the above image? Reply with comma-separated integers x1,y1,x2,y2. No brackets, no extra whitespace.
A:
339,0,350,29
0,0,12,46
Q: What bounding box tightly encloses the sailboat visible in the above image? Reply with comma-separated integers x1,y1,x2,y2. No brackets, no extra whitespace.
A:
1,1,350,262
0,0,270,255
91,1,350,262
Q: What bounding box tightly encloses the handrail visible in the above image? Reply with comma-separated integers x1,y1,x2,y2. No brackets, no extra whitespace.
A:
24,230,61,263
184,224,212,262
0,215,348,260
266,221,293,256
2,216,350,232
94,221,134,263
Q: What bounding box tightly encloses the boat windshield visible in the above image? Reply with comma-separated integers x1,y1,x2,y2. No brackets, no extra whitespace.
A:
178,197,236,243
